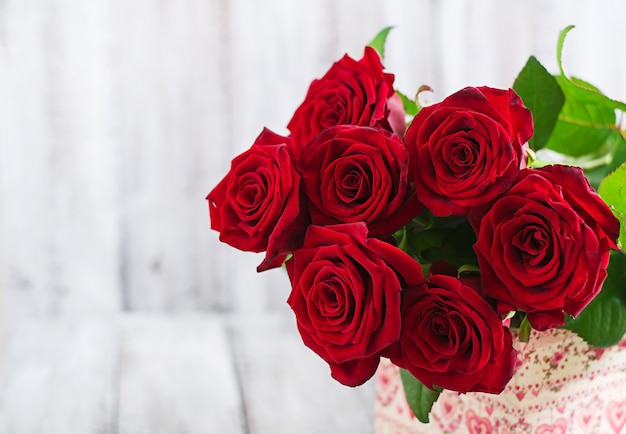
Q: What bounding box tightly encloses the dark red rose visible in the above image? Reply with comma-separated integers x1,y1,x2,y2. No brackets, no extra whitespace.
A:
469,165,619,330
287,46,404,152
207,128,305,271
286,223,426,387
297,125,422,238
404,86,533,216
533,164,620,249
390,268,516,394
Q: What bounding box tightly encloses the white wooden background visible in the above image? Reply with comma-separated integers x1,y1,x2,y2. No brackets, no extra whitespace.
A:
0,1,625,433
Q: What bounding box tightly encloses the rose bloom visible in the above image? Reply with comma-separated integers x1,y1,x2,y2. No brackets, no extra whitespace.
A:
389,265,516,394
469,165,620,330
404,86,533,216
207,128,305,272
297,125,422,238
286,223,426,387
287,46,405,152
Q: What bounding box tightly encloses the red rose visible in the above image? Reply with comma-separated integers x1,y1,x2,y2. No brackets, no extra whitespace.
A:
469,165,619,330
286,223,426,387
535,164,620,249
287,46,404,152
404,86,533,216
207,128,305,271
297,125,422,238
390,267,516,394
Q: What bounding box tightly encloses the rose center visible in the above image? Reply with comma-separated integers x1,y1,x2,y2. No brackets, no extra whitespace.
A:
447,139,479,177
240,184,261,207
320,282,341,314
320,95,347,128
235,172,268,217
514,224,552,267
432,314,450,337
310,271,354,323
336,164,371,204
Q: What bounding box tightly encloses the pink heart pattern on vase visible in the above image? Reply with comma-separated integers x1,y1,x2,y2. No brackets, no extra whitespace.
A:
466,409,493,434
607,400,626,434
375,358,400,406
534,418,567,434
374,329,626,434
575,398,602,433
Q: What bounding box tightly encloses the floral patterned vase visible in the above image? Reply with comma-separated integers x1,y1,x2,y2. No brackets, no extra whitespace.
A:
374,329,626,434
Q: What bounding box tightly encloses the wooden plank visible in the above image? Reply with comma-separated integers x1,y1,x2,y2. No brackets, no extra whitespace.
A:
110,0,238,312
0,319,118,434
0,0,122,318
229,313,375,434
117,314,245,434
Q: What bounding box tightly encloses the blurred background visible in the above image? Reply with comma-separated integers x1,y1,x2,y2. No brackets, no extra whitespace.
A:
0,0,625,433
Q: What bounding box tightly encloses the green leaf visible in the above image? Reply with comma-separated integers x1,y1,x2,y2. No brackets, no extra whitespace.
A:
543,75,616,157
544,26,624,157
512,55,565,150
518,315,531,343
419,220,478,269
605,131,626,176
566,298,626,347
556,25,576,76
564,252,626,347
367,26,393,59
457,264,480,276
396,89,419,117
399,369,441,423
583,130,626,190
599,161,626,249
557,26,626,113
407,228,448,258
393,226,408,252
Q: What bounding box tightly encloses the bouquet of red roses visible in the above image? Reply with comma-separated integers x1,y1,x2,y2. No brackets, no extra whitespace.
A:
207,26,626,421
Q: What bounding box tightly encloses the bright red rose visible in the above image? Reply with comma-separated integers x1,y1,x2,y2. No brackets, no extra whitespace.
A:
286,223,426,387
469,165,619,330
297,125,422,238
287,46,404,152
390,267,516,394
207,128,305,271
404,86,533,216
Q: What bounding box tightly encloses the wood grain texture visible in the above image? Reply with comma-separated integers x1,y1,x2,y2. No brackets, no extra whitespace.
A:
0,319,118,434
0,0,122,321
228,313,375,434
0,314,374,434
111,0,233,313
117,314,245,434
